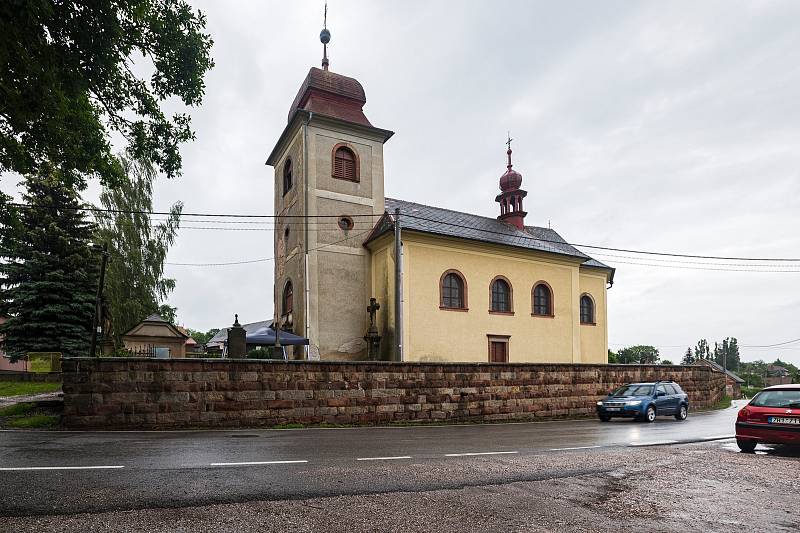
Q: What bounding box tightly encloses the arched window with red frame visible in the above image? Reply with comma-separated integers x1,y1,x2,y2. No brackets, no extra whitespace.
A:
332,145,358,182
532,283,553,316
580,294,595,325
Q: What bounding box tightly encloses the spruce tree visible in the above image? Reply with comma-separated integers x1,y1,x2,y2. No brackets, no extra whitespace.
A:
0,173,98,360
681,347,695,365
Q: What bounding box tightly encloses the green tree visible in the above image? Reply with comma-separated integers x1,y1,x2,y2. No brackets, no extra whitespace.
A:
694,339,711,360
0,1,214,189
616,345,660,364
94,156,182,347
0,173,98,359
661,359,674,365
607,349,618,364
714,337,740,371
681,347,695,365
186,328,220,345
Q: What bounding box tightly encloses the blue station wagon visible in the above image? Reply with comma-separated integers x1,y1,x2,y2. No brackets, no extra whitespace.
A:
596,381,689,422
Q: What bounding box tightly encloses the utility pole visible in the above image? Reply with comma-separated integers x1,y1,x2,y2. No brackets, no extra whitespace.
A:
394,208,403,361
89,243,109,357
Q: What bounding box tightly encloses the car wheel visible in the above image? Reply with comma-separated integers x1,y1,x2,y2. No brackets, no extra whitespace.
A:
645,405,656,423
599,415,611,422
737,438,757,453
674,404,688,421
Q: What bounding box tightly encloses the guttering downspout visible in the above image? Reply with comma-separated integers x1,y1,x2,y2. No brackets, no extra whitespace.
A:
304,111,312,356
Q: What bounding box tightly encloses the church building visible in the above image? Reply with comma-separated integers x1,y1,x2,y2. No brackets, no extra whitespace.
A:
266,25,614,364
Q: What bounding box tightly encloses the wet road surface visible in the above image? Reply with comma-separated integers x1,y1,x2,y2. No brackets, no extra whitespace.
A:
0,403,742,516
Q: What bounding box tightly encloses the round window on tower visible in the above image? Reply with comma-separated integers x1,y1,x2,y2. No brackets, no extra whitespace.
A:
338,215,355,231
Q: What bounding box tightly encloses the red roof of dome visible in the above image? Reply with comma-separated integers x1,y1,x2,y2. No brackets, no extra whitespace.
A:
288,67,371,126
500,167,522,191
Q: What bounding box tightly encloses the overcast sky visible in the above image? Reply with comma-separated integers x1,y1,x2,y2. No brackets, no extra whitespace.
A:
3,1,800,365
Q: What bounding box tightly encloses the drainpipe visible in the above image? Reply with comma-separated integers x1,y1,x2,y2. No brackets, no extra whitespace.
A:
304,112,313,358
394,208,403,361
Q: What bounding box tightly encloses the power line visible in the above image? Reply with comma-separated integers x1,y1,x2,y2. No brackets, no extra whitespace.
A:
402,213,800,262
165,229,373,266
12,202,384,219
600,259,800,273
741,337,800,348
16,201,800,264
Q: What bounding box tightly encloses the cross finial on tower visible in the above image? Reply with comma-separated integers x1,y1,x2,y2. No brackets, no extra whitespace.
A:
506,132,513,168
320,1,331,71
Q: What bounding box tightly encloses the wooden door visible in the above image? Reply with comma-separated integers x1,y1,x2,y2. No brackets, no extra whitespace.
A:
490,341,508,363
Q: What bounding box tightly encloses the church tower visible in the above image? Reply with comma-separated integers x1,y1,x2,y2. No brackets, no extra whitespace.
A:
266,14,393,360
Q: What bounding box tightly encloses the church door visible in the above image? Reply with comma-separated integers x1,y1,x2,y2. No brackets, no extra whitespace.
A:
489,341,508,363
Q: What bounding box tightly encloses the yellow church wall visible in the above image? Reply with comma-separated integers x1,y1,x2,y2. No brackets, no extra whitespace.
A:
579,271,609,364
369,231,610,364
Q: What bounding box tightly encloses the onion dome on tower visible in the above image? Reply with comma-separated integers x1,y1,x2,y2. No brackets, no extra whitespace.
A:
285,1,372,127
495,136,528,230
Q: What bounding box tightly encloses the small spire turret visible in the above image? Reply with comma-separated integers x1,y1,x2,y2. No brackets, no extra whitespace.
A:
320,1,331,71
495,133,528,230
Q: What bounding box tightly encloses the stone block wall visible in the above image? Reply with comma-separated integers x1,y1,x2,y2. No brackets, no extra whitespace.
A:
62,358,726,429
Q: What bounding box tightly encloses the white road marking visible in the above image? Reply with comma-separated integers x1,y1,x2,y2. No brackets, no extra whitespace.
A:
445,451,519,457
0,465,125,471
356,456,412,461
629,440,678,447
548,445,602,451
209,460,308,466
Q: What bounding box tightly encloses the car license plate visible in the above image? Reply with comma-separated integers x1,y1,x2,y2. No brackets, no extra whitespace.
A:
606,407,621,412
768,417,800,425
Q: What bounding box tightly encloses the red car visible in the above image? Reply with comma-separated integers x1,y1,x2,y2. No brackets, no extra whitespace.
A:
736,384,800,452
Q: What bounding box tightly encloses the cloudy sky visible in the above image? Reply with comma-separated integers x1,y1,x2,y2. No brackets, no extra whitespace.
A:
3,0,800,364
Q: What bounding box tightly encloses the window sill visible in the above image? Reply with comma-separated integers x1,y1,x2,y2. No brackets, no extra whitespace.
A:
580,322,597,326
331,174,360,183
440,306,469,312
489,311,515,316
531,313,555,318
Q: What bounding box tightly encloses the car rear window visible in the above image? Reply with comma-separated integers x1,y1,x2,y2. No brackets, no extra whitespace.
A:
672,383,685,394
613,385,654,397
664,384,677,395
750,389,800,408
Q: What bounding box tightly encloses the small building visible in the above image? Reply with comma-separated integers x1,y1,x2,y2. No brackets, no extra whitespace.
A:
766,364,792,386
121,314,190,358
698,359,745,398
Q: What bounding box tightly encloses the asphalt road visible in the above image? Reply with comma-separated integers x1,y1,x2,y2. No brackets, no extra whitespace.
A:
0,403,742,517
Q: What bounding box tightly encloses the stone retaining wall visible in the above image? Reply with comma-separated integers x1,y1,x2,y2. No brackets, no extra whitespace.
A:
0,371,62,383
62,358,726,429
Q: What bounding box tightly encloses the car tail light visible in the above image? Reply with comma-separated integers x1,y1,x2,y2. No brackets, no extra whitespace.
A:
738,407,749,421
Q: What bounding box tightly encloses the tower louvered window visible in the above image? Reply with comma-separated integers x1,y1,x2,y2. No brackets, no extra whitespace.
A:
283,281,293,316
333,146,358,181
283,158,293,195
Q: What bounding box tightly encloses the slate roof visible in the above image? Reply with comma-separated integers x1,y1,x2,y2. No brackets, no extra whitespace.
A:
699,360,746,384
368,198,613,275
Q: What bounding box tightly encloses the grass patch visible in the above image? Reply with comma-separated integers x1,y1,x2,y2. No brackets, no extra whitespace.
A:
0,402,35,417
7,415,59,428
0,381,61,397
271,423,306,429
712,395,732,410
